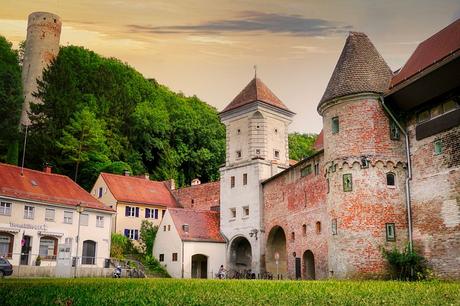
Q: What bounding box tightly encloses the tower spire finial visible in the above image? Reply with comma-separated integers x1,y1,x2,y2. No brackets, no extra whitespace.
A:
253,65,257,78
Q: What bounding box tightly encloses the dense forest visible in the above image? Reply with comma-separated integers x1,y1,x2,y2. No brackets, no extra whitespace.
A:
0,36,316,190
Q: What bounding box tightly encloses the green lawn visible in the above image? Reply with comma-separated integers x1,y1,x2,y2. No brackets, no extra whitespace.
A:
0,278,459,305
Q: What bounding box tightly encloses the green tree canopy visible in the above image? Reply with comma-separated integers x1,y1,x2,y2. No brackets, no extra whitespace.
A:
0,35,22,164
288,132,317,161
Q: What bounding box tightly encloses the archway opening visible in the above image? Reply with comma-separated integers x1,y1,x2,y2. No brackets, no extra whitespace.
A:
303,250,315,280
229,236,252,272
191,254,208,279
266,226,287,278
82,240,96,265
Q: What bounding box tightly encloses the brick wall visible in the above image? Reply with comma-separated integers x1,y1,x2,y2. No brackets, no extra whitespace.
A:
408,117,460,279
172,181,220,211
263,152,328,279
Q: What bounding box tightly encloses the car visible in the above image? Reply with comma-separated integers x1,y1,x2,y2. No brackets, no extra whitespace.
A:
0,257,13,277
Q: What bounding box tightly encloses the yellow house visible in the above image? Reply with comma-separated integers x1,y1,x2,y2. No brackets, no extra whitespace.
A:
91,173,180,241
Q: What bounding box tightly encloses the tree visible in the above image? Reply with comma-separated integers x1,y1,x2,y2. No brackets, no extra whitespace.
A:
0,36,22,165
139,220,158,256
288,132,317,161
56,107,110,184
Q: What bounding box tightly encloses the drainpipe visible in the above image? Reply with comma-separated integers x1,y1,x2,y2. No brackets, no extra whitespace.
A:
380,96,413,251
181,240,184,278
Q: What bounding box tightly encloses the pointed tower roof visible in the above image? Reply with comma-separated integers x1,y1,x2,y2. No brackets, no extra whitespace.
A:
221,77,292,114
318,32,392,112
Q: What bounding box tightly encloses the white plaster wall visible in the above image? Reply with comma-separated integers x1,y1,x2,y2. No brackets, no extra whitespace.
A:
153,211,183,278
183,241,226,279
90,175,117,232
0,197,112,268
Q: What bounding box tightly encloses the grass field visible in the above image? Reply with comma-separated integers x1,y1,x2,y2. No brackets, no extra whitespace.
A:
0,278,459,305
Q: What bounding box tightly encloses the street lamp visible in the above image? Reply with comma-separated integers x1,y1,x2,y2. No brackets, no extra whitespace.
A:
74,202,85,278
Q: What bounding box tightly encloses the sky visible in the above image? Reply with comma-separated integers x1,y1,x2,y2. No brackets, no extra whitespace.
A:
1,0,460,133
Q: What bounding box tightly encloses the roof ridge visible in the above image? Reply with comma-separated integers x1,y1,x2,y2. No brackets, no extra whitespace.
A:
0,163,68,179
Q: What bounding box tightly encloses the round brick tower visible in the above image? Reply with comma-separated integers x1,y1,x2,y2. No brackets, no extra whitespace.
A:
20,11,62,126
318,32,408,278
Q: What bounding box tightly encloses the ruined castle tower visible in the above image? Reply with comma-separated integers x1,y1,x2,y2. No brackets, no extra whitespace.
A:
318,32,408,278
220,77,294,274
20,12,62,126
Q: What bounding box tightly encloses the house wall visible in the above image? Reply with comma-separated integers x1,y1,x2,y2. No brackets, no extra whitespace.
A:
172,182,220,211
153,211,183,278
183,241,226,279
407,115,460,279
263,153,328,280
115,202,166,237
90,175,117,231
0,197,112,268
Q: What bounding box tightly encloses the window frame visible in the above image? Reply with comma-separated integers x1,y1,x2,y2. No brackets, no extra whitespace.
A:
385,223,396,241
343,174,352,192
24,205,35,220
0,202,12,216
332,219,338,235
242,206,249,218
243,173,248,185
434,140,443,155
63,211,73,224
159,254,164,262
45,208,55,222
389,120,401,140
274,150,280,159
386,172,396,187
39,236,57,260
229,208,236,220
331,116,339,134
230,176,235,188
172,253,178,262
96,215,104,228
80,213,89,226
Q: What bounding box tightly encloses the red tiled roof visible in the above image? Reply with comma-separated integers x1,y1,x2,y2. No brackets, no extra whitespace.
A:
101,172,178,208
390,18,460,88
221,77,292,113
314,130,324,151
169,208,225,243
0,163,112,212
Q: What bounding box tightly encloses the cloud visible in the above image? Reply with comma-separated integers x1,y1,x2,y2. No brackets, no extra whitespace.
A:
186,35,236,45
128,11,352,37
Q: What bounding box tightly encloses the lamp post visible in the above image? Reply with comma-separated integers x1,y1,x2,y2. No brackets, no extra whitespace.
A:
74,203,85,278
274,251,279,280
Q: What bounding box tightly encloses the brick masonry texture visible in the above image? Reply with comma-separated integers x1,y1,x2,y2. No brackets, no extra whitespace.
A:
172,181,220,211
408,119,460,279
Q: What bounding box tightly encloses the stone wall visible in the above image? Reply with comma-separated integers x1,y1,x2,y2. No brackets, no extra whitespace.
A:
172,181,220,211
408,118,460,279
263,152,328,279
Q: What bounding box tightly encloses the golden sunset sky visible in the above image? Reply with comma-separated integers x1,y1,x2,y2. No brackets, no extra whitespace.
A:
2,0,460,133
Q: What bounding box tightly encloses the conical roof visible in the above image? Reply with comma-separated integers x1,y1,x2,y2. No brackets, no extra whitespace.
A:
318,32,392,111
222,77,291,113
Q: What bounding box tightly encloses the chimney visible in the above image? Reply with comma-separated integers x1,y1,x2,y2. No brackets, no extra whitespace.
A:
123,169,130,176
43,165,52,174
182,224,189,233
191,178,201,186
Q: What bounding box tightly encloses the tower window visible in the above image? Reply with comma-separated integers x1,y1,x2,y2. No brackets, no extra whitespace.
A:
343,174,352,192
274,150,280,159
237,129,241,135
315,221,321,234
332,117,339,134
236,150,242,159
361,157,369,168
390,120,400,140
255,149,261,155
291,232,295,240
385,223,396,241
230,176,235,188
243,173,247,185
386,172,395,187
274,128,278,134
332,219,337,235
302,224,307,235
434,140,443,155
230,208,236,219
243,206,249,217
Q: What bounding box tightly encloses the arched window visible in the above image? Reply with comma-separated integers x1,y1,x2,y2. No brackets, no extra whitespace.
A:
0,232,14,258
39,236,58,259
302,224,307,235
315,222,321,234
386,172,395,186
82,240,96,265
291,232,295,241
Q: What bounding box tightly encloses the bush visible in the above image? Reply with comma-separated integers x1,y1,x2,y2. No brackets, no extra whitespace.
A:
143,255,170,278
110,233,140,259
382,245,429,281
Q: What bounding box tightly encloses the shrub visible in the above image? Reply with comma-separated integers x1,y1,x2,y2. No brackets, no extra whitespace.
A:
382,245,429,281
144,255,170,278
110,233,140,259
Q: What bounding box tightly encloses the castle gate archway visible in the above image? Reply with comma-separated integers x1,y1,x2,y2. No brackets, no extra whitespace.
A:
303,250,315,280
191,254,208,279
229,236,252,272
266,226,287,278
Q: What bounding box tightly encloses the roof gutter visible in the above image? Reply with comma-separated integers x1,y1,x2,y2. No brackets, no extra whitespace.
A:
379,96,413,251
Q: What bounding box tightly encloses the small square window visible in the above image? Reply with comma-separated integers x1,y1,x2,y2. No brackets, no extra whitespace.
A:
343,174,352,192
231,176,235,188
0,202,12,216
45,208,55,222
230,208,236,219
434,140,443,155
332,117,339,134
255,149,261,155
64,211,73,224
24,205,34,220
386,172,395,186
237,129,241,135
236,150,242,159
243,206,249,217
274,150,280,159
243,173,247,185
172,253,178,262
159,254,164,262
96,216,104,228
332,219,338,235
385,223,396,241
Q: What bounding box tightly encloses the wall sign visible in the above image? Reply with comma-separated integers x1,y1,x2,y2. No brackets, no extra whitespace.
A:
9,222,48,231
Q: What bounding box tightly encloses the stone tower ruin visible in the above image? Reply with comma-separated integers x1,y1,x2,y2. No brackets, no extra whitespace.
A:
20,11,62,126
